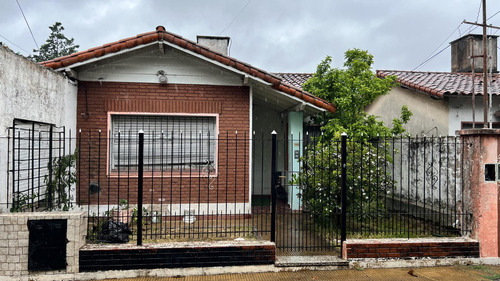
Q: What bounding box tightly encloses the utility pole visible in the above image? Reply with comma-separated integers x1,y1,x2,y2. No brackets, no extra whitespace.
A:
463,0,500,128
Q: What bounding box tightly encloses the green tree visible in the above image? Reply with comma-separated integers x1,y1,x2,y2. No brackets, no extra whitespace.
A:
30,22,79,62
303,49,411,139
296,49,412,233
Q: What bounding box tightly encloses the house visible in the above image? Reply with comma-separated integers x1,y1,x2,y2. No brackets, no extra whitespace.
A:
0,44,77,213
35,26,335,215
369,34,500,137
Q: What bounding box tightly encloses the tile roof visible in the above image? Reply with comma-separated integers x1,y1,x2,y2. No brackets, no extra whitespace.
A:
41,26,335,114
377,70,500,98
274,73,313,90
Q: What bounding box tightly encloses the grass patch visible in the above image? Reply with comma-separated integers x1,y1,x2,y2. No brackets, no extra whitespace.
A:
484,274,500,280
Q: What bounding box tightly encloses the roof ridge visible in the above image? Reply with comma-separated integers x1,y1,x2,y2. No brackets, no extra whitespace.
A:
39,26,336,114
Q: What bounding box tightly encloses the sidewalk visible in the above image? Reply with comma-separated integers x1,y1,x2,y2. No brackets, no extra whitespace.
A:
98,264,500,281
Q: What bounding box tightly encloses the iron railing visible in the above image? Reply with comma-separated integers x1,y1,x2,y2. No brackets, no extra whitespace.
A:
3,129,472,248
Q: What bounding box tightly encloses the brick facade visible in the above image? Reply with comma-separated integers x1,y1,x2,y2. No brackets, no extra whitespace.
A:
76,81,250,206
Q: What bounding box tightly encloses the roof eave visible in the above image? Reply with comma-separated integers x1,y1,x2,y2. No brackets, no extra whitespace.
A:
41,26,336,114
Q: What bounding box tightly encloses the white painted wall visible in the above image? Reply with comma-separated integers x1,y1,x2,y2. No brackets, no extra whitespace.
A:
368,85,500,137
75,44,243,85
0,45,77,212
366,87,449,137
448,96,500,135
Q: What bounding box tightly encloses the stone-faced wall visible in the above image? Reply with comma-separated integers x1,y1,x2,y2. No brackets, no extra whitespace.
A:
0,212,86,277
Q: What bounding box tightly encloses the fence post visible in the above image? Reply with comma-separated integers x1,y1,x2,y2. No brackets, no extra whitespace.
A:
270,130,277,243
47,125,54,210
137,130,144,246
340,133,347,246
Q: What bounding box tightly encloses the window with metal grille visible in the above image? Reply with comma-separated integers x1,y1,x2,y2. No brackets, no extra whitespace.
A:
110,114,217,173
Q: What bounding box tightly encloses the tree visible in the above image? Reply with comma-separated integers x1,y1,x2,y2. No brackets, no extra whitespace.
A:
30,22,79,62
295,49,412,232
303,49,411,139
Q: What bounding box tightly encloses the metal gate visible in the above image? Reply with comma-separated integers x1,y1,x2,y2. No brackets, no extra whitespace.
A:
268,133,345,255
267,133,470,255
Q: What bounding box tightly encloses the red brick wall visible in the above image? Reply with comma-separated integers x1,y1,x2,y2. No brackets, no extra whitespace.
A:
343,239,479,259
76,81,250,206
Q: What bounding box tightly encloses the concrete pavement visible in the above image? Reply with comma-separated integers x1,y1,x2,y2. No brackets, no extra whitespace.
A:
97,264,500,280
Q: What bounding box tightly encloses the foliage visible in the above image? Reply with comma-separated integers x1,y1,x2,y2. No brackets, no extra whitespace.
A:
44,151,78,211
303,49,411,139
10,192,37,212
297,139,392,222
29,22,79,62
296,49,412,227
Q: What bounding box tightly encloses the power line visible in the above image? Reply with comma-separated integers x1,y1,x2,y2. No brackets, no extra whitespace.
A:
0,34,31,54
15,0,38,50
412,45,450,71
411,6,500,71
219,0,252,35
464,9,500,35
475,0,482,22
412,23,463,71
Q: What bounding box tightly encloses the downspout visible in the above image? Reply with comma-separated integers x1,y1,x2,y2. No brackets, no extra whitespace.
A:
248,85,253,212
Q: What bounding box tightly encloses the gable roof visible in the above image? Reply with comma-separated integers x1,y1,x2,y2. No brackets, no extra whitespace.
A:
377,70,500,98
41,26,335,113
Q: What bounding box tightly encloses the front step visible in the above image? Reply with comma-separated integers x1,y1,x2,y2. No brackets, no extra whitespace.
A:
275,255,349,267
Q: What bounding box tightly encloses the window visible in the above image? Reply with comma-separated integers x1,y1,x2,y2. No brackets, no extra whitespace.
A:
110,114,217,173
461,121,500,129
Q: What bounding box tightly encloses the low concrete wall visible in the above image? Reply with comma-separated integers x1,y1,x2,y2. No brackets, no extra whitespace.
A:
0,212,87,277
343,238,479,260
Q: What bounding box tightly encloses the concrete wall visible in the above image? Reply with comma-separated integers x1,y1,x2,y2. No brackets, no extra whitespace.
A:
366,87,449,137
459,129,500,257
448,96,500,135
0,45,78,212
367,85,500,137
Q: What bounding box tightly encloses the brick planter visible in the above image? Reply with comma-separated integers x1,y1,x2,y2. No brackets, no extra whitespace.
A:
79,240,275,272
343,238,479,260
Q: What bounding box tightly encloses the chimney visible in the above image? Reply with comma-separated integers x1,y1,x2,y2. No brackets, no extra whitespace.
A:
197,36,230,56
450,34,498,73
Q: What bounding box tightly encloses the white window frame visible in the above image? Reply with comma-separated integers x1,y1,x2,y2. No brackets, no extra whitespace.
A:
107,112,218,177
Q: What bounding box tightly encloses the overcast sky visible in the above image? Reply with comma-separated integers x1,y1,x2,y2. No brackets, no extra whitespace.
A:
1,0,500,73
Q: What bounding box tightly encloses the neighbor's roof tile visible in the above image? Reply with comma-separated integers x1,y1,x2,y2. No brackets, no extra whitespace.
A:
274,73,313,90
377,70,500,98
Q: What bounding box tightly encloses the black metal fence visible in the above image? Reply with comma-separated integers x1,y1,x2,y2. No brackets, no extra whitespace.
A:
6,119,69,212
4,128,472,248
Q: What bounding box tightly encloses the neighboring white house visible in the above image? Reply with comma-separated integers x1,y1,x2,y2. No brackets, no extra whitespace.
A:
370,34,500,137
0,44,77,212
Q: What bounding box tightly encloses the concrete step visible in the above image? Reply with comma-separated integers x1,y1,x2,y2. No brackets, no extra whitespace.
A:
275,255,349,267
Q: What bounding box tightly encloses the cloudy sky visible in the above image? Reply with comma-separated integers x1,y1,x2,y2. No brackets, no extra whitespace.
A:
1,0,500,73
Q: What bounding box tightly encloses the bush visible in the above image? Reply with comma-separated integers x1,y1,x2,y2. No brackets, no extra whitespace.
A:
295,137,393,223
